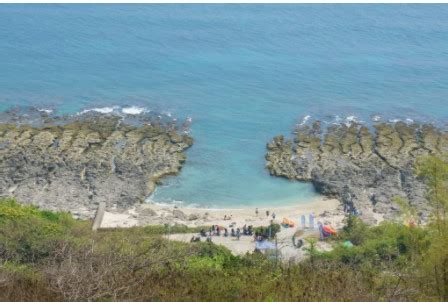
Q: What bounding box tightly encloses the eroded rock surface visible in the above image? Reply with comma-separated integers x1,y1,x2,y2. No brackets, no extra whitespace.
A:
266,121,448,221
0,113,193,218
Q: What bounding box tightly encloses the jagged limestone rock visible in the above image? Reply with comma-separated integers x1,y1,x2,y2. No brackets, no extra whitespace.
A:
0,115,193,215
266,122,447,221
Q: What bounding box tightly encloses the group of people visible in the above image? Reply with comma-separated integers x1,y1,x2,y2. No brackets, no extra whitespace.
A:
255,208,276,220
191,224,256,242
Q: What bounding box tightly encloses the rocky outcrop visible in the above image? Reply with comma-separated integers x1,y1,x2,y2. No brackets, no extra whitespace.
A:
0,112,193,217
266,121,448,221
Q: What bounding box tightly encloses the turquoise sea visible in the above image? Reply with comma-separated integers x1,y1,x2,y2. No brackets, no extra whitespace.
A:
1,5,448,207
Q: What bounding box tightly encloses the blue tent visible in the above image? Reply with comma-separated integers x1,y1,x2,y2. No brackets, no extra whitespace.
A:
255,240,277,250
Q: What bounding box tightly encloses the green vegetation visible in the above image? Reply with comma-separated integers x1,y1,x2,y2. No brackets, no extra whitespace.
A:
101,224,209,235
254,223,281,239
0,155,447,301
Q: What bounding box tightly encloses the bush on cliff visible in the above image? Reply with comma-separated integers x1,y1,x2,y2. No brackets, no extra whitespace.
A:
0,197,441,301
0,155,446,301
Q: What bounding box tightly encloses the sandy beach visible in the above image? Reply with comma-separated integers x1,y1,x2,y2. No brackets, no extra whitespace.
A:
101,196,346,229
100,196,346,260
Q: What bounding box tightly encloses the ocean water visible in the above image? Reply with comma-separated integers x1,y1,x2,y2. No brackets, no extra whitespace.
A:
1,5,448,208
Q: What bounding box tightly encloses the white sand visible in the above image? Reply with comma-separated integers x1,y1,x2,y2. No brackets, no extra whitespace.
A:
101,212,139,228
100,196,347,260
101,196,345,229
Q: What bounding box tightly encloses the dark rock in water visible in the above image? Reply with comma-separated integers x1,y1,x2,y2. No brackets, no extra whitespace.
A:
266,121,448,221
0,113,193,216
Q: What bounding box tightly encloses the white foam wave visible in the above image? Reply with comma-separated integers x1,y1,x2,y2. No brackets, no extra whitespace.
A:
182,203,202,208
148,199,186,207
345,115,359,126
146,197,207,209
299,115,311,126
331,115,343,125
79,106,119,115
122,106,148,115
328,115,364,126
371,115,381,122
38,108,53,114
77,105,151,116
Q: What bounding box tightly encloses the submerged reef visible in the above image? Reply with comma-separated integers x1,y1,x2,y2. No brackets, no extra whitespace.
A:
266,121,448,222
0,108,193,218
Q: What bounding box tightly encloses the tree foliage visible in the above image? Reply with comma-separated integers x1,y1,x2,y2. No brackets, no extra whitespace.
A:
415,155,448,300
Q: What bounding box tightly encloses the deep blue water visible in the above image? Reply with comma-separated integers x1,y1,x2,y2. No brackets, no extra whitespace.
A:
1,5,448,207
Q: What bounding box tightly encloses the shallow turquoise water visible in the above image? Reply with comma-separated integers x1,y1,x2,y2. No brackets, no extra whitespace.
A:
1,5,448,207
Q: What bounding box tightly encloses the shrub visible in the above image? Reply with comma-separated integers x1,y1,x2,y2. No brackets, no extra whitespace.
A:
254,223,281,239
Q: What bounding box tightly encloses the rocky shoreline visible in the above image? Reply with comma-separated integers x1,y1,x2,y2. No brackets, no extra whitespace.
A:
0,108,193,219
3,106,447,225
266,121,448,223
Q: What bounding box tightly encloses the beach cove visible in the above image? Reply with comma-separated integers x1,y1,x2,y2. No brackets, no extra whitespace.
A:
2,5,448,208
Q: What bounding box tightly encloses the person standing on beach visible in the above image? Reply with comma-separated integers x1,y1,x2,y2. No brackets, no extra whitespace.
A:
255,208,259,216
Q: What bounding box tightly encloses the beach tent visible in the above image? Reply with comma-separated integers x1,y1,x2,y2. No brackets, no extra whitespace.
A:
322,225,337,235
319,223,337,239
255,240,277,250
282,217,296,227
343,240,353,248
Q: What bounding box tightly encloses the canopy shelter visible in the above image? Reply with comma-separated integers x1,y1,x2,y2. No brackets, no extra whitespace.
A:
255,240,277,250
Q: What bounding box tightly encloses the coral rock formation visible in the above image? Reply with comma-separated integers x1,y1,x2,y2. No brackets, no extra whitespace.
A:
266,121,448,222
